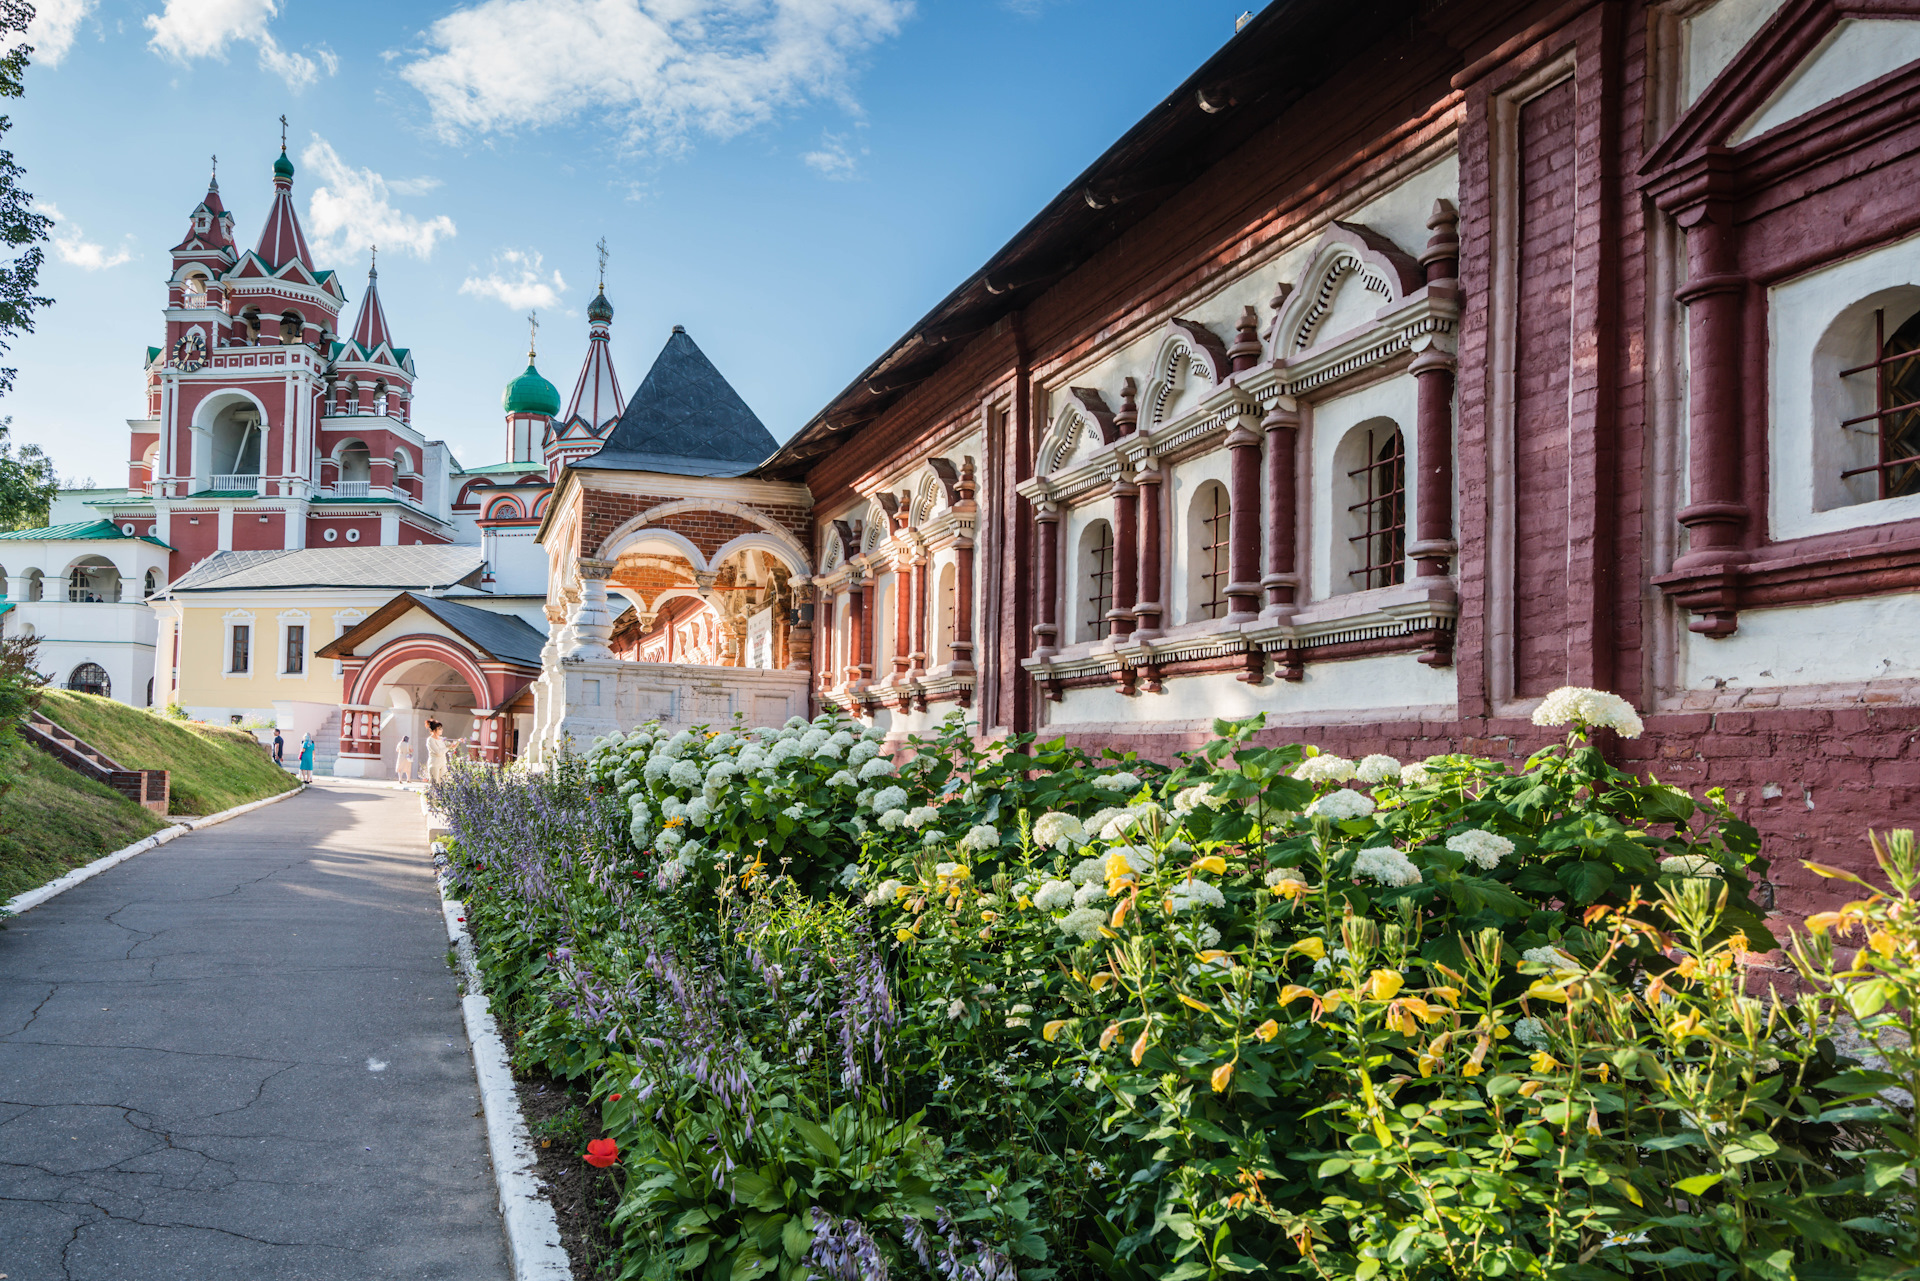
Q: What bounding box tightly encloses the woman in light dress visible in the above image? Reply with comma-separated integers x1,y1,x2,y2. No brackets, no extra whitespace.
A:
424,720,463,786
395,734,414,783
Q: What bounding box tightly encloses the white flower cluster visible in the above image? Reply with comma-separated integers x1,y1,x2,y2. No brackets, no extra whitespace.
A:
1513,1016,1551,1051
1354,754,1402,784
1521,946,1582,974
1262,866,1302,887
1093,771,1142,792
1531,686,1645,739
1058,907,1108,942
1660,853,1723,878
1033,880,1075,911
1446,829,1515,870
1171,784,1228,816
1398,762,1435,787
1032,812,1086,852
1165,878,1226,914
1293,753,1356,784
1305,790,1376,823
960,825,1000,853
1352,846,1421,886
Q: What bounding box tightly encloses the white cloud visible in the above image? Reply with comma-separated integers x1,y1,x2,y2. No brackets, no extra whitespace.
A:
34,202,134,271
459,249,567,310
143,0,336,91
803,131,864,179
18,0,97,66
401,0,912,148
386,176,444,198
301,137,457,261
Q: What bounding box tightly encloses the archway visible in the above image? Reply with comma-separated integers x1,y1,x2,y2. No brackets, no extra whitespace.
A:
345,638,493,779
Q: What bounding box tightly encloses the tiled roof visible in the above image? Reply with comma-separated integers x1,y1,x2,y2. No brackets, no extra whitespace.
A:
166,544,485,593
577,328,778,478
460,460,548,476
405,594,546,668
0,518,170,548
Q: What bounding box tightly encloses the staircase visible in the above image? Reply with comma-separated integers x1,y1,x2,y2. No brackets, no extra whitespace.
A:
22,711,170,814
311,709,341,776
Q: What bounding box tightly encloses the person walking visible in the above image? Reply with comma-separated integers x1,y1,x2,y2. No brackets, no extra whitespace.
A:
298,733,316,783
395,734,414,783
272,728,285,766
424,720,462,788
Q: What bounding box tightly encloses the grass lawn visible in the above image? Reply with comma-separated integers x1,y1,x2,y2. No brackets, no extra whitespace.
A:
34,689,298,815
0,748,171,901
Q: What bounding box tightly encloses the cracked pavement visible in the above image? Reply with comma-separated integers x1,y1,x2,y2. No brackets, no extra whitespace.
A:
0,781,510,1280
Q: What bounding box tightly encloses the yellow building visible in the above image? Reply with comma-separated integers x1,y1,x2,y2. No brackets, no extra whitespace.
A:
153,544,545,771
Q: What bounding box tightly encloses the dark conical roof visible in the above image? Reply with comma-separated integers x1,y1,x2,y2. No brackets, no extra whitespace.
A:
579,327,778,477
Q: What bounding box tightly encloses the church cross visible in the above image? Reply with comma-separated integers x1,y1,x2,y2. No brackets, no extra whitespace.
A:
279,115,288,150
596,237,608,291
527,310,539,358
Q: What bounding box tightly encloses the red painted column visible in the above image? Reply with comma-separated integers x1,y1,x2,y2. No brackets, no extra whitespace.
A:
846,579,866,687
1133,460,1165,637
1412,199,1461,580
1261,403,1300,616
1109,478,1138,638
856,572,875,685
817,596,836,692
1032,504,1060,658
953,539,975,672
890,559,912,682
908,552,928,675
1672,197,1749,633
1226,421,1264,622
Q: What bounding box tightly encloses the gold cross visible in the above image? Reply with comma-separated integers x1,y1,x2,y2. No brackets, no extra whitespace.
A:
596,237,608,291
527,310,539,358
279,115,288,149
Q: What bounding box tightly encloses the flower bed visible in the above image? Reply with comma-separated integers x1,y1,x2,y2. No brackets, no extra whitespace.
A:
435,689,1920,1280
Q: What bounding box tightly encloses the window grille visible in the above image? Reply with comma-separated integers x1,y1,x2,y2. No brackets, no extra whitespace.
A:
1198,485,1231,620
68,663,110,698
1840,309,1920,500
1086,522,1115,639
285,625,305,676
230,624,250,674
1347,429,1407,590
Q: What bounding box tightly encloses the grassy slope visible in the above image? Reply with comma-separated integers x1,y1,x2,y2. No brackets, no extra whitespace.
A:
35,689,298,815
0,748,170,900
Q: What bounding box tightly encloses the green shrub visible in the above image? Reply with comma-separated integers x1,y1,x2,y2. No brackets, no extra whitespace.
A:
437,691,1917,1281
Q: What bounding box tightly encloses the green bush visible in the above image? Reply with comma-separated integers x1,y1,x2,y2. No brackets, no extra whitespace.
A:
436,690,1917,1281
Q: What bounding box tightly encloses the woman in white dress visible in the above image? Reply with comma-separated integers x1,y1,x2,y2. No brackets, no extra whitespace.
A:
425,720,463,786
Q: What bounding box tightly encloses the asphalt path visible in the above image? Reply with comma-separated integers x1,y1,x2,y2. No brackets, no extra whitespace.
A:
0,780,510,1280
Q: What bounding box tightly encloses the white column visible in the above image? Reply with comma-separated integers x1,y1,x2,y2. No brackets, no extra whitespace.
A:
379,510,399,545
216,504,234,550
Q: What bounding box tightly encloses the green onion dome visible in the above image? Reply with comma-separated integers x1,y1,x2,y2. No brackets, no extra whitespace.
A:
273,149,295,180
503,362,561,416
587,291,614,324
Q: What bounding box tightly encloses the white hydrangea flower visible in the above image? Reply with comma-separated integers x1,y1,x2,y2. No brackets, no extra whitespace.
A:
683,797,712,827
848,741,880,766
1352,846,1421,886
864,879,905,906
666,730,697,756
1514,1016,1551,1051
879,809,909,830
960,825,1000,853
1355,754,1402,784
904,806,941,830
769,739,804,765
655,827,684,852
1094,771,1142,792
871,785,909,813
1305,790,1376,822
1083,807,1127,836
1293,753,1357,784
837,863,863,888
1172,784,1228,816
1109,845,1158,874
1446,829,1515,870
643,755,674,784
799,728,830,752
1166,879,1226,913
1522,946,1583,974
1072,881,1110,910
783,803,808,821
1661,854,1723,878
1531,686,1645,739
707,731,738,754
1033,880,1075,911
628,815,652,844
920,829,946,846
827,730,855,749
784,716,808,730
665,759,699,789
1069,856,1108,886
1263,866,1302,887
813,741,845,761
1032,812,1087,852
736,745,768,773
661,797,686,820
826,770,857,789
859,756,896,780
1059,907,1108,942
1398,762,1434,787
1311,946,1350,977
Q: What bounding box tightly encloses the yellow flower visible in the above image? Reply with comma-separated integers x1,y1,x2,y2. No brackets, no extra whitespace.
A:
1529,1051,1560,1074
1429,986,1461,1007
1586,1105,1603,1136
1131,1027,1150,1067
1320,989,1347,1015
977,928,993,940
1593,1062,1612,1083
1043,1019,1069,1043
1099,1023,1121,1050
1016,896,1032,910
1804,910,1845,935
1526,982,1570,1003
1210,1059,1236,1093
1270,878,1312,901
1088,972,1115,993
1369,969,1405,1001
1195,855,1228,876
1289,937,1327,962
896,928,914,943
1197,949,1230,964
1278,984,1318,1007
1111,900,1131,929
1255,1019,1280,1042
980,910,999,922
1518,1079,1545,1098
1178,994,1213,1013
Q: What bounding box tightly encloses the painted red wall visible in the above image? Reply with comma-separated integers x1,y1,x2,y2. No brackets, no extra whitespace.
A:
230,510,285,551
307,516,381,547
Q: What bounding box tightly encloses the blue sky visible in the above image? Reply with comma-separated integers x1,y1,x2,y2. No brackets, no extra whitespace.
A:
6,0,1261,482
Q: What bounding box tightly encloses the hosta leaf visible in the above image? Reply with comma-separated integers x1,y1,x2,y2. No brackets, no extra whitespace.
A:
1674,1173,1723,1196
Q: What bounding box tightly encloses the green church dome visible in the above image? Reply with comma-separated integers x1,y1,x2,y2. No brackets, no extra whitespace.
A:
273,149,295,179
503,362,561,416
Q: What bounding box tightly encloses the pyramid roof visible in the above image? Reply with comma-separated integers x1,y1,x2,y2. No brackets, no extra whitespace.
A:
350,265,393,351
578,328,777,478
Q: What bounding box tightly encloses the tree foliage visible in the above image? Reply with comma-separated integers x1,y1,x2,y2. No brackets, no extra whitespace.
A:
0,0,51,398
0,417,54,529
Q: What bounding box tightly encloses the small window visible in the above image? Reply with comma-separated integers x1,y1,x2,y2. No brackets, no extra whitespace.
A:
1336,423,1407,592
230,624,251,674
1080,519,1115,640
1840,308,1920,501
1191,482,1231,622
68,663,110,698
285,624,305,676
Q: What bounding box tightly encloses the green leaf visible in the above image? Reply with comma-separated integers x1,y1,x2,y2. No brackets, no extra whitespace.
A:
790,1116,841,1164
1557,859,1616,904
1317,1157,1351,1178
1675,1173,1724,1196
1162,1263,1211,1280
1724,1133,1780,1163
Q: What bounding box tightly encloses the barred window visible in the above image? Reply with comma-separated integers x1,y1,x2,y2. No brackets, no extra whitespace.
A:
1339,423,1406,592
1081,519,1115,640
1840,308,1920,501
1192,482,1231,621
68,662,109,698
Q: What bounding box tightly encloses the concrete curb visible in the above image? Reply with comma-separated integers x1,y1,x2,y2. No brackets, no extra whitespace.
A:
432,826,571,1281
3,782,307,918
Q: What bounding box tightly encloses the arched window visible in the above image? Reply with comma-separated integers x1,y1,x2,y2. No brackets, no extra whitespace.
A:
1840,307,1920,501
279,311,303,345
1079,519,1115,640
183,273,208,307
24,568,42,602
68,663,110,698
486,496,524,521
1334,421,1407,592
143,569,160,598
67,557,121,603
1187,482,1231,622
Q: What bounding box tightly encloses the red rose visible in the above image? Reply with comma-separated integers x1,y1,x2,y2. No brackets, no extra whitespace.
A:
609,1093,622,1101
584,1138,619,1168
